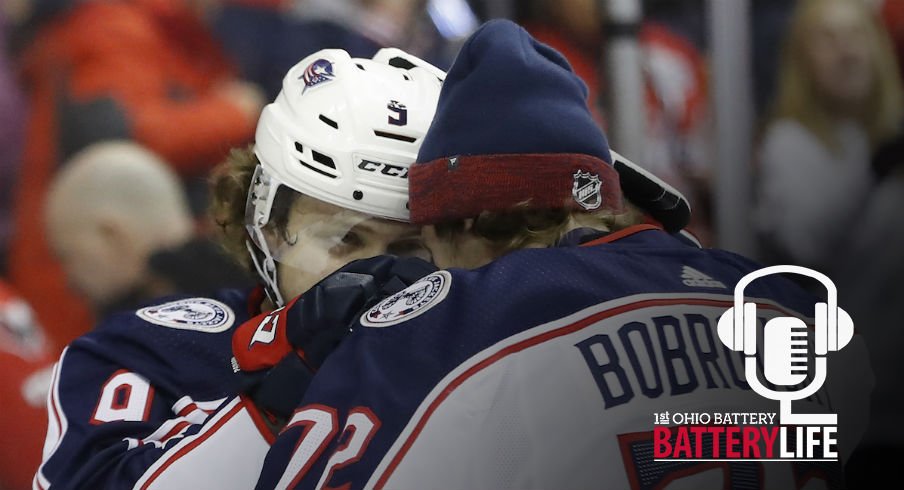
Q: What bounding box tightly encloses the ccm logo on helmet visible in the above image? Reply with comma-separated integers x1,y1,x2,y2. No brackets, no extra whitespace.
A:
358,160,409,179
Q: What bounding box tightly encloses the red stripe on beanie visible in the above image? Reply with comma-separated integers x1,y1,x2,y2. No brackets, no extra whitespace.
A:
409,153,624,225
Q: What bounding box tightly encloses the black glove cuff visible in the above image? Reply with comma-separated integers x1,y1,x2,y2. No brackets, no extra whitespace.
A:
249,354,314,421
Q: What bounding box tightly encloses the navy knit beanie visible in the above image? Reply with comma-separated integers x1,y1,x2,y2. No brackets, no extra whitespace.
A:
409,19,624,225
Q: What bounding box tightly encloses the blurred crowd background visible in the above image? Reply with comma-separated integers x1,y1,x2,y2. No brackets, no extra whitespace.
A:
0,0,902,489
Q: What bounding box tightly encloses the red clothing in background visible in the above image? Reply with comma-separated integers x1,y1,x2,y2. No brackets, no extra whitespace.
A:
11,0,256,348
882,0,904,81
528,22,708,150
0,282,55,490
528,22,711,242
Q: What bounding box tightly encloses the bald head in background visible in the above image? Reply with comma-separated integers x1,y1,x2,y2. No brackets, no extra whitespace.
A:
45,141,194,312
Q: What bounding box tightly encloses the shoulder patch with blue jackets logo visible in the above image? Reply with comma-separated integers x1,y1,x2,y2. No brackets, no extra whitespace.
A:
361,271,451,327
136,298,235,333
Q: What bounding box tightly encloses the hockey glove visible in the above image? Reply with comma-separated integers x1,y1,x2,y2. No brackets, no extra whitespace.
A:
231,255,436,421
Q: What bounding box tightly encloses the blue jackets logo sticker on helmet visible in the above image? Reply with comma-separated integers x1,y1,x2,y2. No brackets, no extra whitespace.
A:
136,298,235,333
300,59,335,93
572,170,602,210
361,271,451,327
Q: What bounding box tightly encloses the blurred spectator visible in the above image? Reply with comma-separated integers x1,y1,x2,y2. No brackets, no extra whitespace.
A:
9,0,262,349
750,0,796,115
755,0,903,271
44,141,251,318
214,0,380,100
0,4,27,275
836,137,904,488
0,281,55,490
214,0,458,99
515,0,712,241
291,0,420,52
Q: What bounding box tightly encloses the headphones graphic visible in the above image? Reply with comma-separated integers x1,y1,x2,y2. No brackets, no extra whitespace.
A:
716,265,854,425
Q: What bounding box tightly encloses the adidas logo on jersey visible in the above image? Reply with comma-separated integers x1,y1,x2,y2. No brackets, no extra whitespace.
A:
681,266,726,288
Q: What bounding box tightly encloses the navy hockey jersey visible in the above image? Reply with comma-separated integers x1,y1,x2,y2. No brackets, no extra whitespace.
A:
256,225,872,490
36,288,274,489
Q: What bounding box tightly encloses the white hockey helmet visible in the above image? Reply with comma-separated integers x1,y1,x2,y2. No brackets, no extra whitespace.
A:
246,48,445,305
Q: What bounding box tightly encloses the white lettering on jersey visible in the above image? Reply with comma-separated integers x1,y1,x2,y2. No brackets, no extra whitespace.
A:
315,408,381,490
91,370,154,424
275,406,339,489
136,298,234,333
276,405,381,490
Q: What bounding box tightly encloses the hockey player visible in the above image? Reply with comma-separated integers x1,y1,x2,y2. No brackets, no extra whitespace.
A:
248,20,872,489
34,48,444,489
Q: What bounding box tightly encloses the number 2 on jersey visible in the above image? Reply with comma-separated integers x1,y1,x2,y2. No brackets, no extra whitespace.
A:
275,405,381,490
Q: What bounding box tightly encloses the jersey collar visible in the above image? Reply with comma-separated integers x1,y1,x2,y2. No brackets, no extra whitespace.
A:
579,224,662,247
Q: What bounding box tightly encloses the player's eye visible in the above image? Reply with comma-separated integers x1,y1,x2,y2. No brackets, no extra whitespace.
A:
341,231,364,248
329,230,365,256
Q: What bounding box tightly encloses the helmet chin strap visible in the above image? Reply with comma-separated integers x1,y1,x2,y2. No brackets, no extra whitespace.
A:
245,164,287,307
245,239,285,307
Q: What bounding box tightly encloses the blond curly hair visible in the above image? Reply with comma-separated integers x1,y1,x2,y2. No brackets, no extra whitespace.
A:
209,146,259,272
433,200,645,256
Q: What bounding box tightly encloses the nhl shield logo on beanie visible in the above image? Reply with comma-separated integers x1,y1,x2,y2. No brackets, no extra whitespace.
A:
572,171,603,210
409,19,625,225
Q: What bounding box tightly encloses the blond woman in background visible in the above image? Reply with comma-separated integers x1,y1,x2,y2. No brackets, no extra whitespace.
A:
755,0,903,270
